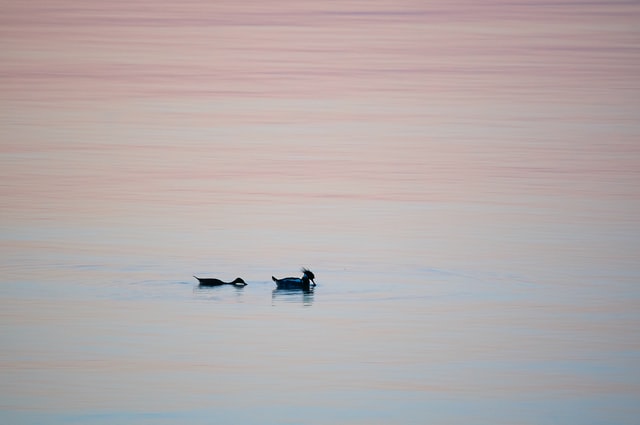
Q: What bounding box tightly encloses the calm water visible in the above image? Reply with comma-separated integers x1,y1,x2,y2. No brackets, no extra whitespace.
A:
2,1,640,424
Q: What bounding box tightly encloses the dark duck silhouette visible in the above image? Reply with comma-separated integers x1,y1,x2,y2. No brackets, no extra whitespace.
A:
272,268,316,290
193,276,247,287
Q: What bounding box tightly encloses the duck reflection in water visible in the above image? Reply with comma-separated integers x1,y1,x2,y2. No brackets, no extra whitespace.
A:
272,287,314,306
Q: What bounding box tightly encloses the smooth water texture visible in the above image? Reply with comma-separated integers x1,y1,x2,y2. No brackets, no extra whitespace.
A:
1,1,640,424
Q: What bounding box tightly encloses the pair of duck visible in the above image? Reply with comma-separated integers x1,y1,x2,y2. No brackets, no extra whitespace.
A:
193,268,316,290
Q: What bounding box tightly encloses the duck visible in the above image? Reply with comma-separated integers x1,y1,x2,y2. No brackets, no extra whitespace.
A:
272,268,316,290
193,276,247,287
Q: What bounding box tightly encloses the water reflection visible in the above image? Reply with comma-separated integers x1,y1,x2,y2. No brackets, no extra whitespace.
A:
193,283,246,302
271,288,314,307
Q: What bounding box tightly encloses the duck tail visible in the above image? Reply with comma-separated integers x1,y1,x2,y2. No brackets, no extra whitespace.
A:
272,276,277,282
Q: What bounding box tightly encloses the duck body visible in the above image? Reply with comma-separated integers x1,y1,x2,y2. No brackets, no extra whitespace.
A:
272,268,316,291
193,276,247,287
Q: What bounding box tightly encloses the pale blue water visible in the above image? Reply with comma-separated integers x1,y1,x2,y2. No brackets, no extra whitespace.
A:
2,1,640,424
2,194,639,424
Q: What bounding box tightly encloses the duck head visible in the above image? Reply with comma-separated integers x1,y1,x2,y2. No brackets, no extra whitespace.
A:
302,268,316,286
232,278,247,286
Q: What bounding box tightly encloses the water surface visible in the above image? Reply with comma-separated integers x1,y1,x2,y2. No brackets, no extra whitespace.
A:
1,1,639,424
